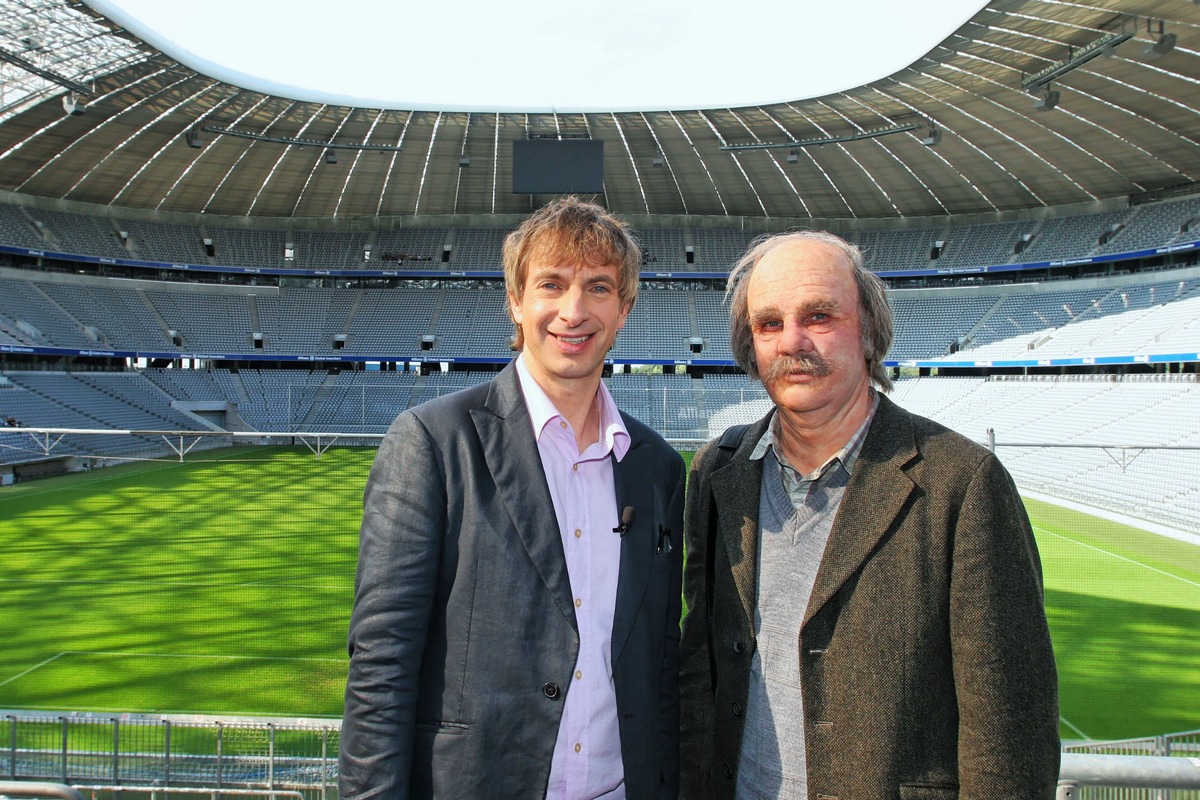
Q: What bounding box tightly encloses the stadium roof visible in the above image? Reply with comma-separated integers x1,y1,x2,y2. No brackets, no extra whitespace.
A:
0,0,1196,222
81,0,989,113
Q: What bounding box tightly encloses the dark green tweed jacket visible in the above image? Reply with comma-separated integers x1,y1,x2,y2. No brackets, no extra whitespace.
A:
679,394,1060,800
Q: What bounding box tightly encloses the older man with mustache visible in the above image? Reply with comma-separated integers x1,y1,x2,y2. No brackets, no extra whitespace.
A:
678,231,1061,800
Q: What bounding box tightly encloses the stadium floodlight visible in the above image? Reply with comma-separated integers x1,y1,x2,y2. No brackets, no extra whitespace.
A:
1020,23,1135,92
204,125,404,152
921,126,942,147
721,121,921,152
786,148,799,163
652,149,664,167
325,149,338,164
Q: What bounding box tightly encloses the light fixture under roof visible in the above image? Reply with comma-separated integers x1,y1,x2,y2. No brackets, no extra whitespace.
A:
1021,25,1135,92
721,121,922,152
1034,88,1060,112
1144,19,1177,60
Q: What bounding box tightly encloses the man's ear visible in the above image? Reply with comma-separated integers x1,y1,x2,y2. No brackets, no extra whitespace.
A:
508,292,523,325
616,300,631,331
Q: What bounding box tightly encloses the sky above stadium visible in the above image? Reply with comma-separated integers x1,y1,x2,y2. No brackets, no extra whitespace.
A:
87,0,988,113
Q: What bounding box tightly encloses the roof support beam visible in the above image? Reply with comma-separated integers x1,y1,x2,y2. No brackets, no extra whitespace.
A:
0,45,94,96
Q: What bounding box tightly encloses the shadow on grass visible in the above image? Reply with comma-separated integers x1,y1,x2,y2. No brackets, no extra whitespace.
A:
1047,586,1200,740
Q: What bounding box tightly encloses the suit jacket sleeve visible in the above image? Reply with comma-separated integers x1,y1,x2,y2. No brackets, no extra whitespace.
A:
952,452,1060,798
340,411,444,800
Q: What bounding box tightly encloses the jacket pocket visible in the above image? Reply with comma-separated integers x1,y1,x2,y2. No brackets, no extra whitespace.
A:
415,720,471,734
899,784,959,800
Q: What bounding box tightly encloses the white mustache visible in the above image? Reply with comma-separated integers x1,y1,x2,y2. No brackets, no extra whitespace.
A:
763,354,834,382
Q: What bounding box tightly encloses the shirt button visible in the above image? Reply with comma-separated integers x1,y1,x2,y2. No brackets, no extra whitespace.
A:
572,463,578,472
573,743,582,754
575,670,583,680
574,529,582,538
574,598,582,608
559,420,567,429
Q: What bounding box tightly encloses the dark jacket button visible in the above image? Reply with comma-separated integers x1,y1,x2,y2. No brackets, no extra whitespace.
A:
733,641,744,654
722,764,733,779
543,682,560,699
732,701,742,716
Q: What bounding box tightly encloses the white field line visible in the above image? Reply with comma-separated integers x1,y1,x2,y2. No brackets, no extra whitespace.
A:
60,650,345,663
0,651,344,690
0,652,67,688
0,451,304,505
4,578,346,589
1059,716,1090,740
1033,526,1200,590
0,462,189,503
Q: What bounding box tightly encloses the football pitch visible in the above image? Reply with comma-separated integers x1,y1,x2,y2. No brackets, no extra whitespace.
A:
0,446,1197,742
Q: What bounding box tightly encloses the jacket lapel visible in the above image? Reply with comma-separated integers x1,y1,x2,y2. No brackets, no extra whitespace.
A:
803,395,918,627
713,416,771,633
471,363,577,631
611,428,653,664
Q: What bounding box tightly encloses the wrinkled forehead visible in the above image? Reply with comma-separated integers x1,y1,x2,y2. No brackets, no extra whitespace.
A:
750,241,856,299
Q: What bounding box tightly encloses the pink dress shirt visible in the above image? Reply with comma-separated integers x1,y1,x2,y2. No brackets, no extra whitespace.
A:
516,355,630,800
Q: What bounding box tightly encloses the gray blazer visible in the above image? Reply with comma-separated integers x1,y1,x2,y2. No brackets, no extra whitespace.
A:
340,362,685,800
679,394,1060,800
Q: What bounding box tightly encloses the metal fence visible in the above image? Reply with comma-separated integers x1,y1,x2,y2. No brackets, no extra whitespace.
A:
1062,730,1200,799
5,713,1199,799
3,713,339,800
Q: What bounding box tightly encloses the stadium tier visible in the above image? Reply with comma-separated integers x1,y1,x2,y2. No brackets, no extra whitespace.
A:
2,261,1199,364
0,194,1197,275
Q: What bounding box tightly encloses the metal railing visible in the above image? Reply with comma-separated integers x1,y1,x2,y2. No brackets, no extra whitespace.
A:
1059,753,1200,798
74,787,304,799
5,713,1199,799
4,713,338,800
1061,730,1200,799
0,781,85,799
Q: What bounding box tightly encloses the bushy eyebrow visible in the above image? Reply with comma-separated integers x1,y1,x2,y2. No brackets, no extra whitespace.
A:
751,298,841,326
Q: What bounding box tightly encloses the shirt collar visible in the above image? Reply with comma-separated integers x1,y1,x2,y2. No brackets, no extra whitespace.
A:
515,354,631,461
749,391,879,480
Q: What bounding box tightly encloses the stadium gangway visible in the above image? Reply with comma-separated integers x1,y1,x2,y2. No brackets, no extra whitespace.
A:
1058,753,1200,798
4,428,384,461
0,781,85,800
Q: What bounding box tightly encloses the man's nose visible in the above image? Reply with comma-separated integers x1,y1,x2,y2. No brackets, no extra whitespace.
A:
778,319,813,355
558,286,589,326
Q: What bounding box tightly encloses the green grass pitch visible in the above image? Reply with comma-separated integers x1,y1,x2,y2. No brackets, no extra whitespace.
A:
0,447,1196,741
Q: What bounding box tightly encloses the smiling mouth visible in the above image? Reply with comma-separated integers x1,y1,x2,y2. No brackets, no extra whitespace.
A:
555,333,593,345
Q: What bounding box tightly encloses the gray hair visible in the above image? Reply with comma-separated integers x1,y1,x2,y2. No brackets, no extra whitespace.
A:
725,230,893,392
